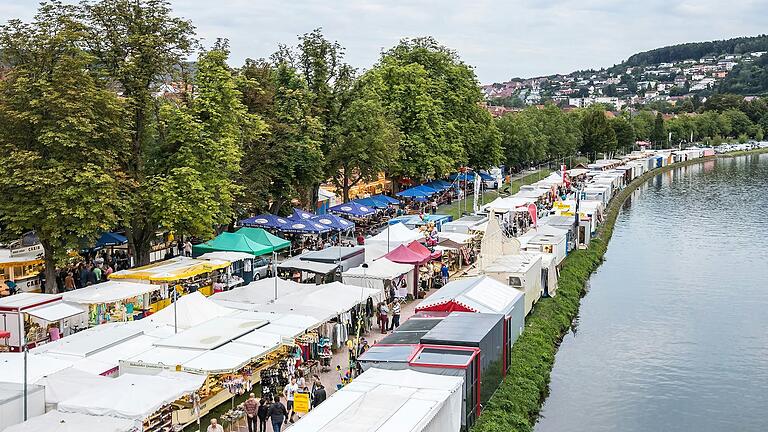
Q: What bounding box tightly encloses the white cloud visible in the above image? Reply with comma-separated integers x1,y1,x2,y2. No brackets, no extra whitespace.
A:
2,0,766,83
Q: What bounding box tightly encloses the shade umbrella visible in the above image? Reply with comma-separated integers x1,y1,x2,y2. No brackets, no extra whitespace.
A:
292,208,315,220
353,197,390,209
328,201,376,218
94,232,128,248
283,219,333,234
311,214,355,231
371,194,400,205
238,214,291,230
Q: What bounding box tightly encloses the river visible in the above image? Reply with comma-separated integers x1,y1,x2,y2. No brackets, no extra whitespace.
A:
535,153,768,432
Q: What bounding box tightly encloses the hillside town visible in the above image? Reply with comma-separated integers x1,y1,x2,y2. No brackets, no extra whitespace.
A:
482,50,767,115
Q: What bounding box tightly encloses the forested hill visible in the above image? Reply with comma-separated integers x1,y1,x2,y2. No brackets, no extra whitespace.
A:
618,35,768,68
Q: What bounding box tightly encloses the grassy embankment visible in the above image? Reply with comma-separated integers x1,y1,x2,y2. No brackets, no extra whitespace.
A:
472,149,768,432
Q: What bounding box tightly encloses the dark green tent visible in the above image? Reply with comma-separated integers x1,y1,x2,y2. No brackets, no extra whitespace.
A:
192,232,273,256
236,227,291,251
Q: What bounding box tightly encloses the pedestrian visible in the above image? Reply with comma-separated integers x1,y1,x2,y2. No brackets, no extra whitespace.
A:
184,240,193,257
206,418,224,432
283,377,299,424
257,397,270,432
92,264,103,284
389,301,401,330
379,302,389,334
64,272,75,291
244,392,258,432
86,264,97,286
441,262,449,287
311,378,327,408
356,232,365,245
4,280,17,296
268,396,289,432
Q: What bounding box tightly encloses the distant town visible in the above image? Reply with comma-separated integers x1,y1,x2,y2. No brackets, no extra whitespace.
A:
482,51,767,115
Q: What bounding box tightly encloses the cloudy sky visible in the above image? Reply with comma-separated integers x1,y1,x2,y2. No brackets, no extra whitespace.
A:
3,0,767,83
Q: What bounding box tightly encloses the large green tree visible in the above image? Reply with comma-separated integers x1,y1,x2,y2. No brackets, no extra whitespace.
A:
237,59,324,215
650,112,667,146
0,3,126,291
496,110,547,170
579,106,617,156
610,115,635,153
83,0,197,265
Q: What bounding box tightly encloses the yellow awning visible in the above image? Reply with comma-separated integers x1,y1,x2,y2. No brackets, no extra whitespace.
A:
109,257,230,282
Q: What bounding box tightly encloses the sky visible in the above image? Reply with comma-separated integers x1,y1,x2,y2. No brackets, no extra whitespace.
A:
2,0,767,83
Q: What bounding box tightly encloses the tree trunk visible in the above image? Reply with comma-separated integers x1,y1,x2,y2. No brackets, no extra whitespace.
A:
39,238,57,294
342,166,350,203
128,221,153,267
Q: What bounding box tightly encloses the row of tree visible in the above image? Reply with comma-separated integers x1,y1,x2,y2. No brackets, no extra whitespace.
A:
496,96,766,170
0,1,503,291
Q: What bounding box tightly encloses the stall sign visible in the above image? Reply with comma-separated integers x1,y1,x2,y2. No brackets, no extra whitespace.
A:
10,243,43,258
293,392,310,413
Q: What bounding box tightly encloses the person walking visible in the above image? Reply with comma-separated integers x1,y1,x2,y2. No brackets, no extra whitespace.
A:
244,393,259,432
257,397,270,432
64,272,75,291
440,262,450,287
206,418,224,432
379,302,389,334
184,240,193,257
267,396,289,432
311,379,327,408
389,301,401,330
92,264,103,284
283,377,299,424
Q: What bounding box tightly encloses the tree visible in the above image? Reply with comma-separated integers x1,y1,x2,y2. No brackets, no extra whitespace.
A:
721,109,754,137
630,110,655,141
579,106,617,156
666,114,696,144
650,112,667,145
702,93,744,112
237,59,324,215
149,44,258,240
496,112,547,170
326,78,400,202
694,111,720,140
0,3,126,292
83,0,196,265
610,116,635,153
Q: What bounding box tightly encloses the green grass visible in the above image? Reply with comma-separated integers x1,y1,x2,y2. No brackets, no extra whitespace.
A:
438,189,500,220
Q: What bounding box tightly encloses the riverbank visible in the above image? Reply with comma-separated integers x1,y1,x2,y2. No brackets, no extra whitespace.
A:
472,147,768,432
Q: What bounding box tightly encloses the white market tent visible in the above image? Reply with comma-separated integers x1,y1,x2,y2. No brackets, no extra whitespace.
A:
0,353,73,384
416,276,524,318
364,223,424,260
181,341,273,374
3,410,135,432
57,372,204,421
124,346,202,369
342,258,415,295
138,291,236,330
25,302,86,323
289,368,463,432
61,280,159,305
153,316,268,350
30,322,143,358
209,278,312,308
36,367,112,406
197,251,255,262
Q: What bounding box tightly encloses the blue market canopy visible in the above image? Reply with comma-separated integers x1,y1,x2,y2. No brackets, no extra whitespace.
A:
94,232,127,249
328,201,376,218
311,214,355,231
239,214,291,230
353,197,389,209
396,185,439,199
371,194,400,205
424,180,453,191
478,172,495,181
292,208,315,220
448,172,476,182
283,219,333,234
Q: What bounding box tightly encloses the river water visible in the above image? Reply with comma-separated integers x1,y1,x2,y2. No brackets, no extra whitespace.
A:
535,153,768,432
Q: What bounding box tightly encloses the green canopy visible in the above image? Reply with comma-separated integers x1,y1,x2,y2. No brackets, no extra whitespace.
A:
192,232,273,256
236,227,291,251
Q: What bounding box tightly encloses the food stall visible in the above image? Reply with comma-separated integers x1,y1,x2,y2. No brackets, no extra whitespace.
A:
62,280,160,325
109,256,230,300
0,247,44,295
197,251,253,288
0,293,87,352
342,258,415,301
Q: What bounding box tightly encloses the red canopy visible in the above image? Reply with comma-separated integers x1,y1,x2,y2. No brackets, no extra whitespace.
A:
407,240,442,260
384,244,430,265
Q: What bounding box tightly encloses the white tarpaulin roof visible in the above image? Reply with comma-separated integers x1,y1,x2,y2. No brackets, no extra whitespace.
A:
61,280,159,305
369,223,423,244
269,282,381,318
31,322,143,358
278,257,339,274
139,291,236,330
342,258,413,280
416,276,524,318
181,342,272,374
198,251,254,262
57,372,204,420
25,302,86,322
210,278,312,306
153,316,267,350
0,353,73,384
126,346,202,367
0,293,61,310
3,410,135,432
234,330,282,349
36,367,112,405
438,232,474,245
289,368,463,432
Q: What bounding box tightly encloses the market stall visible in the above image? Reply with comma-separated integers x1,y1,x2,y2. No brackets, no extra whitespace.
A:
364,222,424,260
384,245,430,298
62,280,160,325
0,293,86,351
289,368,463,432
342,258,415,300
481,252,543,316
4,410,135,432
0,245,44,294
109,256,230,298
0,383,45,430
197,251,253,287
